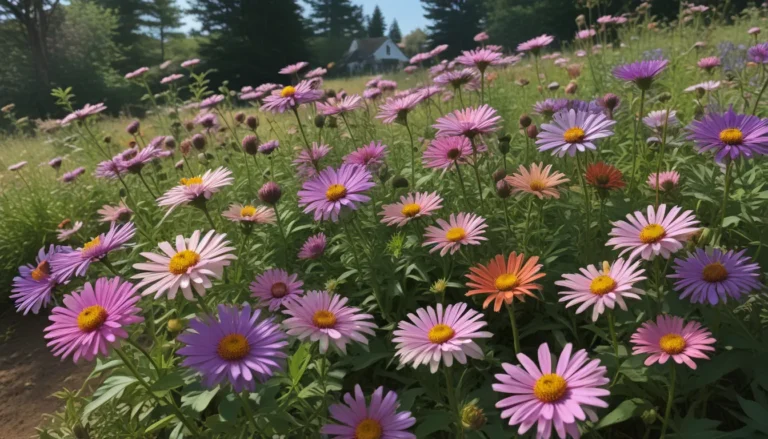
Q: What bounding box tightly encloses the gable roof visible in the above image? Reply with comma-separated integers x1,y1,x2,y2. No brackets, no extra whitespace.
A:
350,37,389,58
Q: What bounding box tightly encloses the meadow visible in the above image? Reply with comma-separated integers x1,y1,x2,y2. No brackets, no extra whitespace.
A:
2,4,768,439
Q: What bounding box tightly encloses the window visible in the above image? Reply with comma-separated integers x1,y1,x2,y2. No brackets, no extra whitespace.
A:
386,44,391,56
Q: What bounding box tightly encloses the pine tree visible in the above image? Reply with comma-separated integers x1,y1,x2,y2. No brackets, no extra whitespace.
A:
190,0,308,87
141,0,182,61
367,5,385,38
388,19,402,43
305,0,366,38
93,0,149,69
421,0,485,57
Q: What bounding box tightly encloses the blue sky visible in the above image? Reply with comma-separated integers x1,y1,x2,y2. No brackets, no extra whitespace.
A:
178,0,427,35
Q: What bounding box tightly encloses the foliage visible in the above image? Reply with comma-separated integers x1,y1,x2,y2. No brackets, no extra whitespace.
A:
421,0,486,58
402,28,429,56
389,18,403,43
368,5,386,38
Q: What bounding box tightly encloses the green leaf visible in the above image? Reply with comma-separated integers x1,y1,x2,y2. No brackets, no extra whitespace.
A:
145,415,176,433
595,399,647,429
414,410,453,437
182,387,220,412
288,343,311,385
82,376,138,421
150,371,185,395
738,397,768,433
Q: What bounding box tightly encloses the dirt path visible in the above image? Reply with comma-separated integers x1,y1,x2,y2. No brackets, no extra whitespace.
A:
0,308,91,439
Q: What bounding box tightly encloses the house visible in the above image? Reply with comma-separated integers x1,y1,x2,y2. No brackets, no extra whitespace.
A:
341,37,409,74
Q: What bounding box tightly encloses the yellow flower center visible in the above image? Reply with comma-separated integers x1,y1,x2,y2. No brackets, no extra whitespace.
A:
312,310,337,328
563,127,586,143
719,128,743,145
445,227,466,242
589,275,617,296
533,373,568,403
659,333,686,355
240,205,257,217
401,203,421,217
355,419,383,439
31,260,50,281
77,305,108,332
280,86,297,98
270,282,288,298
427,323,455,344
325,183,347,202
495,273,520,291
180,176,203,186
529,179,546,192
217,333,250,361
81,236,101,254
702,262,728,283
168,250,201,275
639,224,666,244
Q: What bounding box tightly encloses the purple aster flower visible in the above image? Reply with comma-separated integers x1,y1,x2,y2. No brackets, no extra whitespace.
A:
317,95,362,116
256,83,281,94
410,52,432,64
612,59,668,90
298,164,374,222
51,222,136,281
60,103,107,126
517,34,555,54
433,104,502,139
537,109,616,157
181,58,200,68
177,304,287,391
60,167,86,183
8,161,27,171
749,42,768,63
577,29,597,40
259,140,279,155
261,81,323,114
161,73,184,84
97,201,133,223
305,67,327,79
363,88,382,100
687,107,768,161
11,245,71,315
124,67,149,80
643,110,678,130
200,94,225,109
377,80,398,91
250,269,304,311
417,85,444,101
533,98,569,117
343,141,388,171
48,157,63,170
279,61,309,75
455,48,503,72
94,158,126,179
670,248,762,305
194,111,218,131
434,68,480,90
322,385,416,439
404,65,418,74
293,143,331,178
299,233,327,260
122,145,171,173
376,94,424,125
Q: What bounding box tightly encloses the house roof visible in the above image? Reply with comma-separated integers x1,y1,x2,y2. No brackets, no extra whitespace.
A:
343,37,389,63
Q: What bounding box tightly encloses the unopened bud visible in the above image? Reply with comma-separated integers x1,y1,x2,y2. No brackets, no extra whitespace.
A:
167,319,183,333
164,136,176,149
180,139,192,155
565,82,578,95
314,114,326,128
602,93,620,110
430,278,448,295
658,92,672,103
492,169,507,182
392,175,409,189
641,409,657,425
234,111,246,124
103,136,111,144
258,181,282,204
242,134,259,155
191,133,206,150
461,402,487,431
496,179,512,198
548,82,560,91
126,120,140,135
327,116,338,128
526,124,538,139
184,121,195,131
246,115,259,129
519,114,532,128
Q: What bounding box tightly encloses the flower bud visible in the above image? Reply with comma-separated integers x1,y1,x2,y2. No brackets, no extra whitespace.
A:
325,89,337,99
392,175,409,189
602,93,620,110
184,121,195,132
314,114,326,128
565,81,578,95
461,402,487,431
430,279,448,295
658,92,672,103
641,409,657,425
519,114,532,128
242,134,259,155
164,136,176,149
576,14,586,25
517,78,530,87
167,319,184,333
492,169,507,182
498,135,511,154
526,124,538,139
258,181,282,204
496,179,512,198
191,133,206,150
548,82,560,91
175,159,184,169
126,120,140,135
103,136,111,144
234,111,246,124
180,139,192,155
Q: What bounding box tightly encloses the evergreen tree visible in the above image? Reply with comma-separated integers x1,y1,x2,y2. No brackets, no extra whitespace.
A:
305,0,366,38
190,0,308,87
93,0,149,69
388,19,402,43
421,0,485,57
142,0,182,61
367,5,385,38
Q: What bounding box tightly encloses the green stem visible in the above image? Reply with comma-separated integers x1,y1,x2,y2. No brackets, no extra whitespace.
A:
655,108,671,208
506,302,521,354
628,89,646,193
292,107,313,155
752,67,768,115
341,113,358,149
607,311,621,386
443,368,465,439
575,154,592,261
717,160,733,242
660,365,676,439
404,121,416,187
126,337,161,373
239,392,263,436
137,172,158,199
273,204,289,268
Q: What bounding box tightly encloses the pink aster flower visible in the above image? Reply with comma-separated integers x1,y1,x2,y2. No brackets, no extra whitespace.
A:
8,161,27,171
122,145,171,173
557,259,647,321
684,80,721,93
51,222,136,281
749,27,761,35
379,192,443,227
279,61,309,75
697,56,721,72
60,167,86,183
60,103,107,126
44,277,143,363
393,302,492,373
94,158,125,179
49,157,63,170
505,163,570,199
422,136,478,169
57,221,83,242
261,81,323,113
221,204,276,224
181,58,200,68
647,170,680,192
343,141,388,171
317,94,363,116
517,34,555,54
376,94,424,125
11,245,71,315
631,315,715,369
423,212,488,256
177,304,287,391
433,68,480,90
305,67,327,79
124,67,149,80
322,385,416,439
298,164,374,222
132,230,236,300
157,167,234,215
455,48,503,72
161,73,184,84
404,65,418,74
576,29,597,40
474,31,489,42
250,268,304,311
493,343,610,438
430,44,449,57
97,201,133,224
410,52,432,64
607,205,700,261
363,88,382,100
298,233,327,260
283,290,377,354
536,109,616,157
200,94,225,109
293,143,331,178
433,104,501,139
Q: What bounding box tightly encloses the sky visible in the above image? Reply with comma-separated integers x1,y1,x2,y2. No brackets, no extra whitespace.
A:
177,0,428,35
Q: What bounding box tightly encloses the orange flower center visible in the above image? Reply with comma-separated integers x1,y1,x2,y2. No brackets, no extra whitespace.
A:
639,224,665,244
270,282,288,298
81,237,101,254
280,86,297,98
533,373,568,403
659,333,686,355
719,128,743,145
355,419,383,439
180,176,203,186
563,127,586,143
77,305,108,332
240,205,257,217
401,203,421,217
325,183,347,202
529,179,546,192
312,310,337,328
428,323,455,344
589,275,616,296
217,333,250,361
445,227,466,242
495,273,520,291
168,250,200,275
31,260,50,281
702,262,728,283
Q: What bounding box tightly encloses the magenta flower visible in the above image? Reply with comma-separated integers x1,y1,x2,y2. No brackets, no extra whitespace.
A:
293,143,331,178
199,94,225,109
305,67,327,79
423,136,476,169
178,304,287,391
124,67,149,79
283,290,377,353
380,192,443,227
51,222,136,281
94,158,126,180
493,343,610,438
612,60,668,90
631,315,715,369
343,141,388,171
60,103,107,126
298,164,374,222
57,221,83,242
749,42,768,63
322,385,416,439
161,73,184,84
363,88,382,100
122,145,171,173
647,170,680,192
533,98,569,117
423,212,488,256
433,69,480,90
607,205,700,261
279,61,309,75
455,48,503,72
261,81,323,113
474,31,489,42
393,302,492,373
749,27,761,35
60,167,86,183
697,56,721,71
157,167,234,214
686,107,768,162
44,277,143,363
430,44,449,57
433,104,501,139
298,233,327,260
576,29,597,40
259,140,280,155
317,94,363,116
49,157,63,170
410,52,432,64
517,34,555,54
11,245,71,315
250,268,304,311
376,94,423,125
670,248,762,305
536,109,616,157
181,58,200,68
404,65,418,74
97,201,133,224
